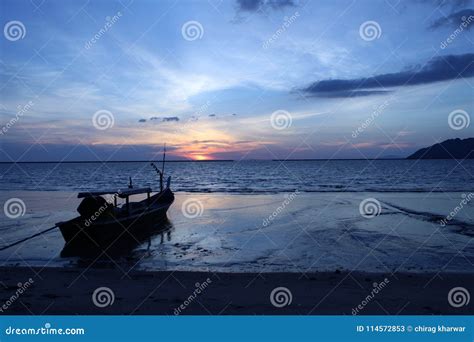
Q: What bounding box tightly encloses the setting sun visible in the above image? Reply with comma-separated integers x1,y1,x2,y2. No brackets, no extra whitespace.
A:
193,154,210,161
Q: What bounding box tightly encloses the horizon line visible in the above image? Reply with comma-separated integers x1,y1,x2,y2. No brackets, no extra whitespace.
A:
0,157,417,164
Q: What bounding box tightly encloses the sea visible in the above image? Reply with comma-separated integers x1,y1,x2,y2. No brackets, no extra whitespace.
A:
1,159,473,193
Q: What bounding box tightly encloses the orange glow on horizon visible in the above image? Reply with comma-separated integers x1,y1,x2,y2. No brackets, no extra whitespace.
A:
192,154,212,161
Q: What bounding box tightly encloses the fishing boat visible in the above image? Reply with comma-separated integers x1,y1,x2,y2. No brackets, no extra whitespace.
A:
56,150,174,256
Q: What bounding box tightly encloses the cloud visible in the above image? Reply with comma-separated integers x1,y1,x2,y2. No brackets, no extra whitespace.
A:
148,116,180,122
236,0,295,12
429,9,474,30
138,119,147,123
208,114,216,117
301,53,474,98
162,116,180,122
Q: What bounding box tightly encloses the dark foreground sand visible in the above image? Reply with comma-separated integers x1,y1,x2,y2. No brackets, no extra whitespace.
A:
0,267,472,315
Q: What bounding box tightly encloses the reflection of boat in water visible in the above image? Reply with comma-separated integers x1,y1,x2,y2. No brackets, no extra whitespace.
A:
57,149,174,257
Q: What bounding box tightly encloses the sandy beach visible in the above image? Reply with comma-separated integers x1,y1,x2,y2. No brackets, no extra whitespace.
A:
0,267,473,315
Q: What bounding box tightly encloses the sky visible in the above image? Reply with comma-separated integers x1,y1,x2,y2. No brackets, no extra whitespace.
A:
0,0,473,161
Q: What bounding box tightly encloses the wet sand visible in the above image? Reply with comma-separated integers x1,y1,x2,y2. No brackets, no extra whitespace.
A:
1,191,473,273
0,267,472,315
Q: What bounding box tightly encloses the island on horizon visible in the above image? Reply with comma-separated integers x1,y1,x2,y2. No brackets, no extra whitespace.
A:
407,138,474,160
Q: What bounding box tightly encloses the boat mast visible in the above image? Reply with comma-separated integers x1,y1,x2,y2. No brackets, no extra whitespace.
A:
161,143,166,191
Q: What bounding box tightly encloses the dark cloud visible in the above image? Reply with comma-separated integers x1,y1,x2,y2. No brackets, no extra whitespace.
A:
429,9,474,30
162,116,180,122
138,119,146,123
208,114,216,117
301,53,474,98
237,0,263,11
147,116,180,122
236,0,295,12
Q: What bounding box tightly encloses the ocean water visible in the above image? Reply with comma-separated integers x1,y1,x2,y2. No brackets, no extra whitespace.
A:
1,159,473,193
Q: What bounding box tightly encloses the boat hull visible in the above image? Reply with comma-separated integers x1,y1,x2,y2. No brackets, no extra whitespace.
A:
58,189,174,256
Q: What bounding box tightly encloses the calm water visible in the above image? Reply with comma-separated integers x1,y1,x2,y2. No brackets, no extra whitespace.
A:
0,159,473,192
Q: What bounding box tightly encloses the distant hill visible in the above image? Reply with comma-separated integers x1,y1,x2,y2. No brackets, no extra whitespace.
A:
407,138,474,159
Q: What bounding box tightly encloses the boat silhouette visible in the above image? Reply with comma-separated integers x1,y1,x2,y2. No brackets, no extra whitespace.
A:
57,148,174,257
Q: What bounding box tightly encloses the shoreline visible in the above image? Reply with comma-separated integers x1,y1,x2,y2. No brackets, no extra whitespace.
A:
0,267,472,315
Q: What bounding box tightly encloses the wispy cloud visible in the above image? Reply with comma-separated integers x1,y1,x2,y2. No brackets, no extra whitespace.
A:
429,8,474,30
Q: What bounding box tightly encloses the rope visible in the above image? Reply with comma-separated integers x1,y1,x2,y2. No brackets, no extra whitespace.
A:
0,225,58,251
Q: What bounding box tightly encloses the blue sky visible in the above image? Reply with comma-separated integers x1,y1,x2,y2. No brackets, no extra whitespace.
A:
0,0,473,161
